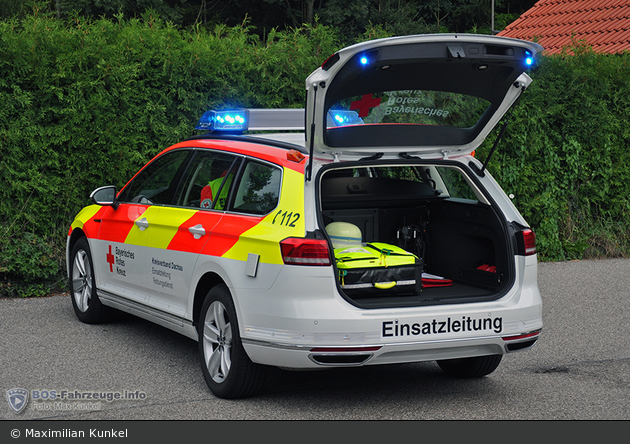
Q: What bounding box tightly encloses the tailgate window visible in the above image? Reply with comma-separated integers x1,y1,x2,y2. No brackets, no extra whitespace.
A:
328,90,490,129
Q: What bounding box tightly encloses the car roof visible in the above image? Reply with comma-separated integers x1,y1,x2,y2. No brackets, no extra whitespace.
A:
168,136,307,174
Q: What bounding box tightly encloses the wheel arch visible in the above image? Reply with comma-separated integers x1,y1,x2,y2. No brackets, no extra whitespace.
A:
66,228,87,279
193,272,227,329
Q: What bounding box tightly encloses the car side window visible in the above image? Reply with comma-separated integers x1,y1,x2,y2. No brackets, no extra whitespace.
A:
118,150,191,205
434,166,480,202
231,160,282,215
175,150,240,210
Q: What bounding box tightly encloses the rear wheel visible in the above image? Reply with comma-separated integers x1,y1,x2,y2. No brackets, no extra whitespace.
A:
69,237,112,324
198,284,266,399
437,354,502,378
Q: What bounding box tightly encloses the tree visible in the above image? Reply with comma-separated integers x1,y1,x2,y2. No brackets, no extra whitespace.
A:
0,0,28,18
17,0,188,23
2,0,539,41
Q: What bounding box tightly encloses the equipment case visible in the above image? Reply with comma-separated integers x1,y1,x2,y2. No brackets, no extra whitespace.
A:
334,242,423,296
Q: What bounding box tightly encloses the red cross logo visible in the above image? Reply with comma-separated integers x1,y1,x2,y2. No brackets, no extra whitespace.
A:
350,94,382,118
106,245,115,272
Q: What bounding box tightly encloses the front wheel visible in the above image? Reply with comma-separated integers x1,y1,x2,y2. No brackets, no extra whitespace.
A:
198,284,267,399
69,237,112,324
437,354,502,378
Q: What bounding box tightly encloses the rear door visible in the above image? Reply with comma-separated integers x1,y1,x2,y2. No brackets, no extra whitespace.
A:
141,150,241,317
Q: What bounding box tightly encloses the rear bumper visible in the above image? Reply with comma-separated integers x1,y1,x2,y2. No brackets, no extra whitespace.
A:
235,255,542,369
243,329,541,369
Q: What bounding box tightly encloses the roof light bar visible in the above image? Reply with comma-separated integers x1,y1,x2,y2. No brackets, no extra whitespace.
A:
195,108,305,132
195,110,248,131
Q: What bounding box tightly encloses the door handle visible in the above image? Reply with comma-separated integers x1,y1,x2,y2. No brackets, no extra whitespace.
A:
135,217,149,231
188,224,206,239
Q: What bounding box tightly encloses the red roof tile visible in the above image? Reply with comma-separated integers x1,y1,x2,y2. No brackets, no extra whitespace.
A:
498,0,630,54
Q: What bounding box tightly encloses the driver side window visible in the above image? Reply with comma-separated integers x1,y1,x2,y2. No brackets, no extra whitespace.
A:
118,150,190,205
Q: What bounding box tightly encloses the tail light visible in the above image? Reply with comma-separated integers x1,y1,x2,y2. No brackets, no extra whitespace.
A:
516,228,537,256
502,330,541,342
280,238,331,266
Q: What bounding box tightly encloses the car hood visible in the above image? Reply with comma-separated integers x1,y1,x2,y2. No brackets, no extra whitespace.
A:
305,34,543,157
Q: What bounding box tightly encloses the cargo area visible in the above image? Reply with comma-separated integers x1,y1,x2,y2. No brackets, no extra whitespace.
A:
318,164,515,308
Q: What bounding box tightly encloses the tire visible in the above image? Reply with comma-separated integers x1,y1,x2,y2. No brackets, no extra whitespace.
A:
198,284,267,399
437,354,502,378
69,237,112,324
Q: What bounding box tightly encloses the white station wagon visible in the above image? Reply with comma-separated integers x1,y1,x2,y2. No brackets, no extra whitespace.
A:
68,34,544,398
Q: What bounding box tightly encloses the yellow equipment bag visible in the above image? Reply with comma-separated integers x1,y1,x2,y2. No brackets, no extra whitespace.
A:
334,242,422,296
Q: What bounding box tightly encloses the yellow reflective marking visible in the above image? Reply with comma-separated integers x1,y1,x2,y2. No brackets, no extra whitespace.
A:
223,167,305,264
144,207,198,249
124,206,163,246
71,205,101,230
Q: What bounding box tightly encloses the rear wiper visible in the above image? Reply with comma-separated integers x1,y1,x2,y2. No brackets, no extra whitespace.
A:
360,153,383,161
399,152,418,159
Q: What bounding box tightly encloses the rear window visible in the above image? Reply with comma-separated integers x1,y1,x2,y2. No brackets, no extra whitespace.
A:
327,90,490,129
432,166,480,202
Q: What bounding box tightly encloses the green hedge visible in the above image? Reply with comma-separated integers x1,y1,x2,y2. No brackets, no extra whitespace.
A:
0,10,339,296
1,11,629,296
478,44,630,261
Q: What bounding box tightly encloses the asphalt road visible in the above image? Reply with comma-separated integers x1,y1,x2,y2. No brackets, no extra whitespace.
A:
2,258,629,421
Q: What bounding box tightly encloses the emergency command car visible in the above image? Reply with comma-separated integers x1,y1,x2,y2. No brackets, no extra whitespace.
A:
67,34,544,399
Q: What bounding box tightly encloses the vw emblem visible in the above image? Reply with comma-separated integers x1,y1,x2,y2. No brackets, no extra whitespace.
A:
6,388,29,414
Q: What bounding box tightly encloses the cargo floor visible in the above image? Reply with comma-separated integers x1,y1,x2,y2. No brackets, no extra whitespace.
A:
349,282,497,308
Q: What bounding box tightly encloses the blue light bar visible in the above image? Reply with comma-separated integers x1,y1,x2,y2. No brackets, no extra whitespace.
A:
360,56,369,66
327,110,364,127
195,110,249,131
195,109,306,132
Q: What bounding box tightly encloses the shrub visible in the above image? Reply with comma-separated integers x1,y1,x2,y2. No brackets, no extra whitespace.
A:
0,232,63,297
1,10,630,296
0,9,339,296
477,43,630,261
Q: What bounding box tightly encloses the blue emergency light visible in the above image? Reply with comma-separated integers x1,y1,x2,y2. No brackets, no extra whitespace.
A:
195,110,249,131
524,50,534,67
327,110,364,127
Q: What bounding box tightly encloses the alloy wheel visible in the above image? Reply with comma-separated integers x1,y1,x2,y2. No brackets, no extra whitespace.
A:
72,249,92,313
202,301,233,383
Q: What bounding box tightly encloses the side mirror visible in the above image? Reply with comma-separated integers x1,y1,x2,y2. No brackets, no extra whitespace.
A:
90,185,119,210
